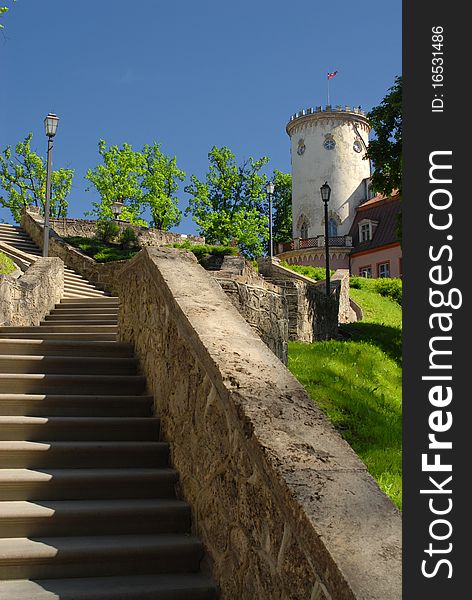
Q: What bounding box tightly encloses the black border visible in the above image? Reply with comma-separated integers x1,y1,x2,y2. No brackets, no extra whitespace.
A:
403,2,468,597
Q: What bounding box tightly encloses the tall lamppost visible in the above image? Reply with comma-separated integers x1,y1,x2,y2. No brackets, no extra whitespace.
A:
43,113,59,257
320,182,331,296
266,181,275,258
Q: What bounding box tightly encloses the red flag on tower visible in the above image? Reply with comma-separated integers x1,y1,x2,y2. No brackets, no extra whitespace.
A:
327,71,338,79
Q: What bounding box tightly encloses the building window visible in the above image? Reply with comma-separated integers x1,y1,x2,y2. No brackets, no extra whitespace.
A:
300,221,309,239
328,218,338,237
359,266,372,278
359,222,372,242
378,262,390,278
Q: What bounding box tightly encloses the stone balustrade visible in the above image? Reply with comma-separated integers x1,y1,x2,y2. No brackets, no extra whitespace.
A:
115,246,401,600
0,257,63,326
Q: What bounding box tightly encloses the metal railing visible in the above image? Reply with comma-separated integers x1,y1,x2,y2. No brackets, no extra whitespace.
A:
279,235,353,253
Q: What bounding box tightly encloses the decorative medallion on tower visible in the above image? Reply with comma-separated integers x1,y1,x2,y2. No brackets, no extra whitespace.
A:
323,133,336,150
297,139,306,156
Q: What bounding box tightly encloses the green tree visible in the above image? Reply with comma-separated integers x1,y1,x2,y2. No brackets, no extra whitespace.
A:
141,142,184,230
0,133,74,223
271,170,292,243
0,1,16,30
366,76,402,241
85,139,147,225
366,76,402,197
185,146,270,258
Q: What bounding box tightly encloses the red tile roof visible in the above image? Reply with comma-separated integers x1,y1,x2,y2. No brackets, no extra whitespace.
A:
349,193,401,254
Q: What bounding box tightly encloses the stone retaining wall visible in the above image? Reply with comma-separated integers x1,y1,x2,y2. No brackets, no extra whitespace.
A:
0,257,63,326
116,247,401,600
48,216,205,246
217,278,288,364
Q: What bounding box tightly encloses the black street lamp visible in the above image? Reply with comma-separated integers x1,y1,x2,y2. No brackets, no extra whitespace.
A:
266,181,275,258
43,113,59,257
320,181,331,296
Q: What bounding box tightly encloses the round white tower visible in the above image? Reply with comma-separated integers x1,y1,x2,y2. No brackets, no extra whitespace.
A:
286,105,371,240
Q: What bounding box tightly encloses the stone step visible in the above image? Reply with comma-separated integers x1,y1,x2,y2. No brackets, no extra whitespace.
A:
0,468,178,501
0,373,145,395
0,231,35,242
63,276,95,286
0,394,153,417
0,499,190,537
0,241,38,251
0,325,117,334
0,441,169,468
41,319,118,326
0,534,203,580
59,297,119,305
62,293,111,300
0,333,117,341
0,340,132,358
63,280,106,293
0,416,159,441
63,289,108,299
0,573,218,600
0,356,136,375
47,308,119,317
54,303,119,311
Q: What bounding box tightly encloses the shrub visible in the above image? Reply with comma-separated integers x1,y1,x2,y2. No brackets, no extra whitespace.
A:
118,227,138,250
96,220,120,243
170,242,238,262
374,278,402,305
350,276,366,289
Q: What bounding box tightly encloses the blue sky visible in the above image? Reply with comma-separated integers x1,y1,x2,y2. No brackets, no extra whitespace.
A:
0,0,401,232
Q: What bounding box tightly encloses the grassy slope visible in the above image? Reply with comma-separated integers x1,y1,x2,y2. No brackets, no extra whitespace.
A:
0,252,16,275
288,286,402,509
64,237,139,263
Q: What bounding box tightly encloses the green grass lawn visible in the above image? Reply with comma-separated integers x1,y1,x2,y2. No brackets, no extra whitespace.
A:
0,252,16,275
64,236,139,263
288,283,402,509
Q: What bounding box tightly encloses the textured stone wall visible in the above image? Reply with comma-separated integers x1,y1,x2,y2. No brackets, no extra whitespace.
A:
257,258,341,341
48,217,205,246
0,257,63,326
331,269,351,324
116,247,401,600
217,278,288,364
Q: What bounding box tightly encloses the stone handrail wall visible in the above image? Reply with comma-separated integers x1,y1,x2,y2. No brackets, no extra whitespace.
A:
216,278,288,364
21,210,125,295
116,247,401,600
331,269,351,323
258,257,351,327
257,258,341,341
0,257,63,326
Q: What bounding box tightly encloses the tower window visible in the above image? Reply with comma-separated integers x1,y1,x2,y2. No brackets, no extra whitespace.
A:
300,221,309,239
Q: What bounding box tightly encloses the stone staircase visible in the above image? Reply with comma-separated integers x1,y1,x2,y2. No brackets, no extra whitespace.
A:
0,223,108,299
0,225,217,598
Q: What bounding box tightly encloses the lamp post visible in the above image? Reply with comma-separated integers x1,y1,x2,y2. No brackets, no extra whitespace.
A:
43,113,59,257
266,181,275,258
111,201,124,221
320,181,331,296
